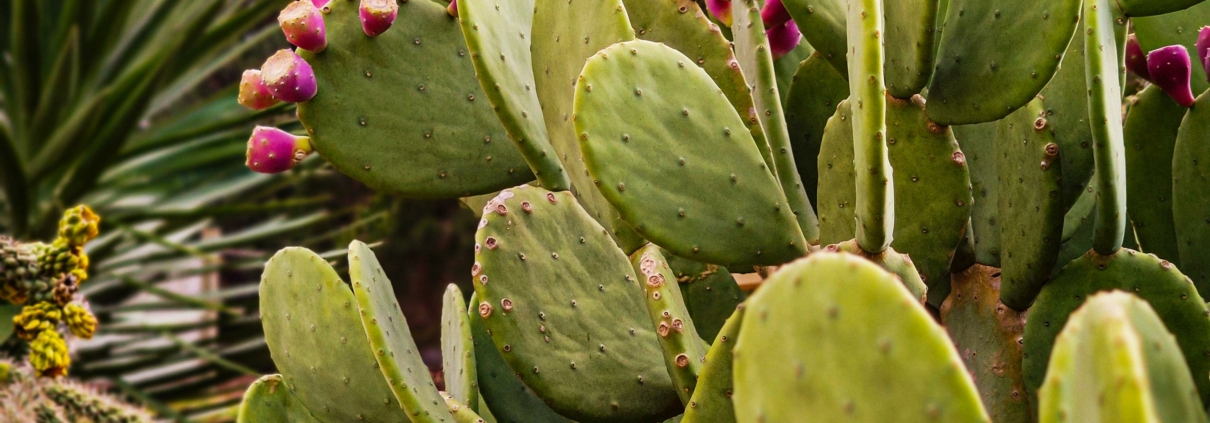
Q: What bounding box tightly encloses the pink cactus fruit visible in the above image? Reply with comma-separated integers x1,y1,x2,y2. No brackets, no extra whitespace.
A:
246,127,314,174
360,0,399,38
261,49,318,103
237,70,280,111
279,0,327,53
1147,45,1196,108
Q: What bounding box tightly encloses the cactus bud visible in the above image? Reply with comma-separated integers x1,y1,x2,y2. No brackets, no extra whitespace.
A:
1125,34,1150,82
706,0,732,27
1147,45,1196,107
447,0,459,17
246,127,314,174
1197,26,1210,78
279,0,327,53
360,0,399,37
261,49,318,103
767,20,801,60
237,70,280,110
760,0,791,29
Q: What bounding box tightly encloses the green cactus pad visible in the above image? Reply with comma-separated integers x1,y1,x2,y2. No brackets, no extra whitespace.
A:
666,253,744,343
1173,92,1210,295
996,99,1066,310
623,0,776,174
827,239,928,304
443,394,488,423
780,0,846,75
1115,0,1205,17
456,0,570,190
882,0,940,97
953,122,1001,267
573,40,809,266
1022,249,1210,405
731,0,819,243
347,241,457,422
530,0,644,253
1125,85,1185,265
631,244,709,404
260,247,433,422
847,0,893,253
774,44,816,105
1083,0,1128,255
1135,2,1210,94
472,185,681,422
442,284,478,411
1038,292,1208,423
926,0,1082,125
817,100,857,245
467,292,571,423
1038,28,1095,210
236,375,322,423
786,52,850,210
681,307,744,423
940,265,1033,422
1056,181,1097,269
733,252,988,422
295,0,533,197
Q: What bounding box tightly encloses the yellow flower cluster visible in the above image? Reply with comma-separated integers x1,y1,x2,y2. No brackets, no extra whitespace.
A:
63,303,96,339
57,206,100,249
29,330,69,378
13,302,62,341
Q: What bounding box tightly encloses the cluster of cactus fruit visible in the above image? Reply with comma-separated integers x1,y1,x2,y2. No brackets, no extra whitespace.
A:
1,206,101,378
0,359,152,423
234,0,1210,421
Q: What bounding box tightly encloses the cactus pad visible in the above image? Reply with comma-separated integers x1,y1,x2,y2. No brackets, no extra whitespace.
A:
1125,85,1185,265
294,0,532,197
940,265,1033,422
733,253,988,422
926,0,1082,125
237,375,322,423
473,185,681,422
666,253,744,342
953,122,1001,267
1022,249,1210,405
1037,29,1095,210
996,99,1066,310
442,284,478,411
631,244,709,404
882,0,940,97
455,0,569,190
573,40,808,265
1173,92,1210,294
786,52,850,210
260,247,437,422
1038,292,1208,423
681,307,744,423
467,292,570,423
827,239,928,303
817,100,857,245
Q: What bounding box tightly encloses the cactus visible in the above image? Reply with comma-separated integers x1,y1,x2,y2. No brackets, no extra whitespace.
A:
1134,1,1210,94
631,244,709,404
666,253,744,342
1125,84,1185,267
680,307,743,423
785,52,850,210
1173,91,1210,294
0,359,152,423
237,375,323,423
441,284,478,412
1038,292,1207,423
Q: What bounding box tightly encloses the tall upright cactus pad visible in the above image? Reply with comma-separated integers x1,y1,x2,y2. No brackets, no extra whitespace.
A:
1056,181,1098,268
574,40,808,266
1173,92,1210,295
733,253,989,422
443,394,489,423
881,0,940,97
1022,249,1210,404
926,0,1082,125
847,0,893,253
622,0,776,174
1038,29,1095,210
780,0,846,74
996,99,1066,311
1084,0,1128,255
530,0,645,252
731,0,820,244
667,253,744,343
633,245,709,404
953,123,1001,267
817,101,857,245
237,375,323,423
260,246,451,422
681,307,744,423
347,241,454,421
455,0,570,190
1135,2,1210,94
442,284,478,411
294,0,533,197
472,185,682,422
1125,85,1185,265
786,53,851,210
940,265,1033,422
467,292,571,423
1038,292,1208,423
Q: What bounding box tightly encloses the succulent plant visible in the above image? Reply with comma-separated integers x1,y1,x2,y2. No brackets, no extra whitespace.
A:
0,358,152,423
235,0,1210,421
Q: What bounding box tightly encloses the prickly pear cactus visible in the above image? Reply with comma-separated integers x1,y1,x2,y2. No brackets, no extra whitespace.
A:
1173,92,1210,294
732,252,989,422
666,253,744,343
1125,84,1185,266
237,375,323,423
441,284,478,412
681,307,743,423
631,244,709,404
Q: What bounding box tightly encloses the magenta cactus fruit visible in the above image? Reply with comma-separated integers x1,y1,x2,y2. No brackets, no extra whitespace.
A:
261,49,318,103
447,0,458,17
278,0,327,53
1147,45,1196,107
760,0,791,29
360,0,399,37
1197,26,1210,78
310,0,329,7
1126,34,1150,82
237,70,280,111
767,20,801,60
245,127,313,174
706,0,732,27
